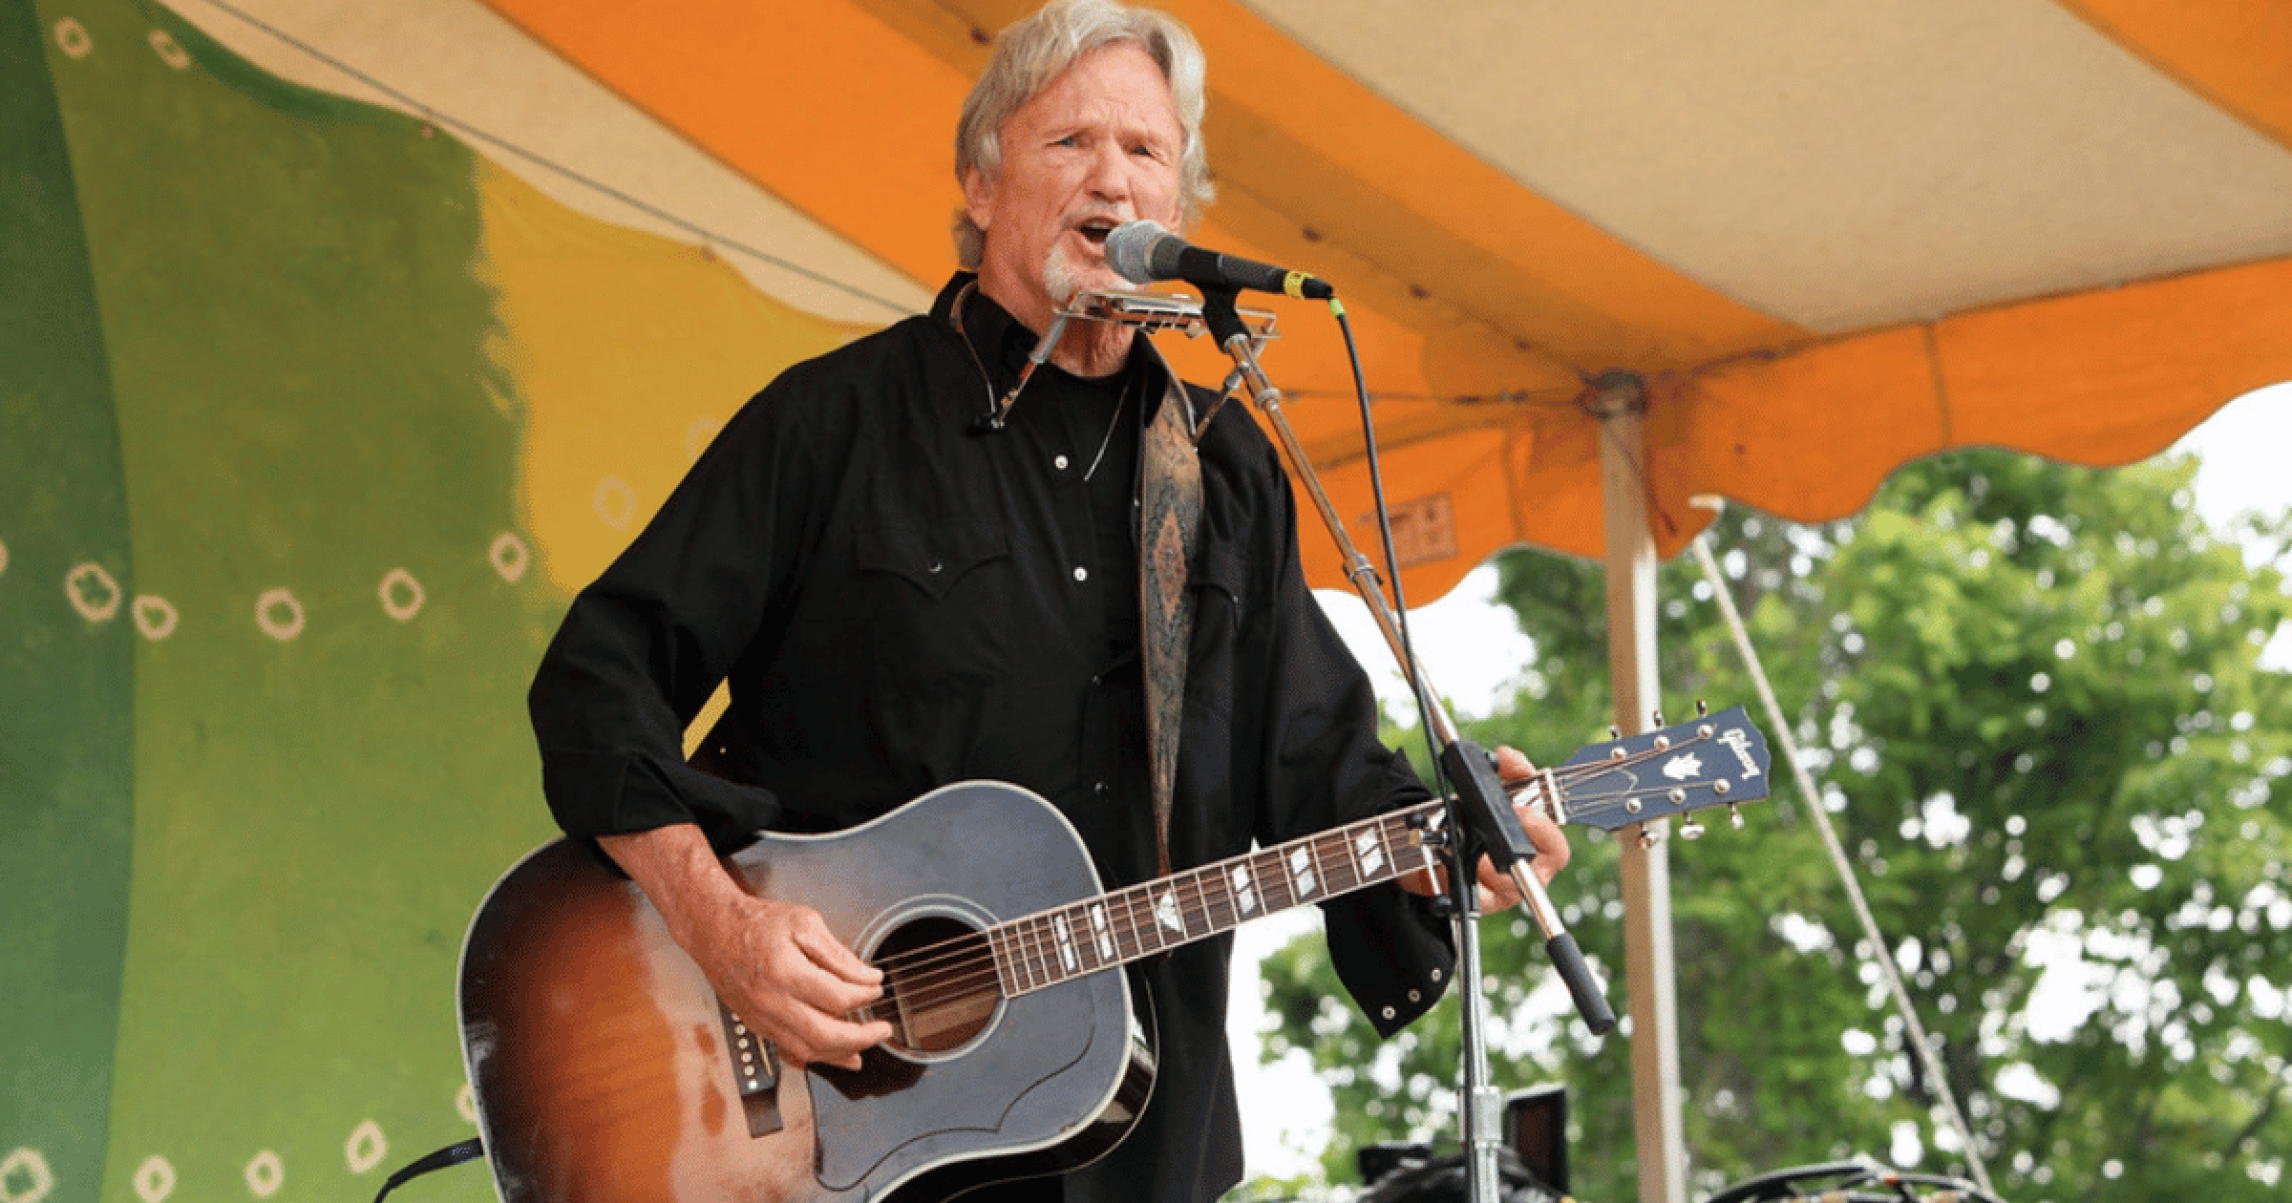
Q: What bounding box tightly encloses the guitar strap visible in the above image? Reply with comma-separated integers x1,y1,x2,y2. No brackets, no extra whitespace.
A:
1137,344,1203,879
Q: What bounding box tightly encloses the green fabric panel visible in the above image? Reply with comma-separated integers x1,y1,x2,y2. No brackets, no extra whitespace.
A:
27,0,563,1199
0,0,136,1198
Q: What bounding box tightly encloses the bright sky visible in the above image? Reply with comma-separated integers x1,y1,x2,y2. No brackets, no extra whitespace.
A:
1236,380,2292,1182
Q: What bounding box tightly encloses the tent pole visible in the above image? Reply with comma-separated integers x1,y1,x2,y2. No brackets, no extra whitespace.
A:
1592,374,1687,1203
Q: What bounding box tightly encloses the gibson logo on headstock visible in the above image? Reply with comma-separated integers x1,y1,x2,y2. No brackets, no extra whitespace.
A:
1719,727,1762,778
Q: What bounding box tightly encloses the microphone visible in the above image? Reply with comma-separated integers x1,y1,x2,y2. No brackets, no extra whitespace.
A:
1105,220,1334,300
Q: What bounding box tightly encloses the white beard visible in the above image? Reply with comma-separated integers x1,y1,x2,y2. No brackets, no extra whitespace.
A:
1039,242,1132,377
1042,242,1084,309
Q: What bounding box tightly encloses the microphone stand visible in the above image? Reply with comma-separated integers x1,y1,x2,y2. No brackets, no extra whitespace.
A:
1193,286,1617,1203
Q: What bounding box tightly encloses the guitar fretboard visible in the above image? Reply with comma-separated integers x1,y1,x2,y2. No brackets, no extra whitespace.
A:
972,706,1770,997
986,799,1445,996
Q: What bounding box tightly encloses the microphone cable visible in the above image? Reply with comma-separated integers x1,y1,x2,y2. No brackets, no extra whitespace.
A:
1324,300,1450,792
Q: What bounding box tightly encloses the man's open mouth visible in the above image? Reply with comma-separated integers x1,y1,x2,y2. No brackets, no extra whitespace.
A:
1075,218,1117,247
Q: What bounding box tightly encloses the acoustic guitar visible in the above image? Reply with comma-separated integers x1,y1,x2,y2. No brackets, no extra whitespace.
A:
458,707,1771,1202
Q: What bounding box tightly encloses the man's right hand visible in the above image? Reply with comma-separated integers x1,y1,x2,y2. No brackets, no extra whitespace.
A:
598,824,894,1071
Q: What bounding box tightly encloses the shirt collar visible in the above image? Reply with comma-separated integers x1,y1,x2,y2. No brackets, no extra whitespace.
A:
932,272,1039,379
933,272,1184,426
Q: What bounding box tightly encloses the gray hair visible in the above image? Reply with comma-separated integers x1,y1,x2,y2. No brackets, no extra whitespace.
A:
952,0,1214,269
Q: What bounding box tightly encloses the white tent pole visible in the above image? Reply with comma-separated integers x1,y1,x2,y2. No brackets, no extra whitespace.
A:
1592,375,1688,1203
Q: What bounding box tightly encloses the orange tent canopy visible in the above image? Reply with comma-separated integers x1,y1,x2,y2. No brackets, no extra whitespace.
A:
186,0,2291,595
465,0,2292,595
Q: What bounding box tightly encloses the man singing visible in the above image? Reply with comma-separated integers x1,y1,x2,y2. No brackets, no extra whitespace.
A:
528,2,1569,1198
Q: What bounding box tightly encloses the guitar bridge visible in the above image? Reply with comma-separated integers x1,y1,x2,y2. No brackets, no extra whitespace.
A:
718,999,784,1137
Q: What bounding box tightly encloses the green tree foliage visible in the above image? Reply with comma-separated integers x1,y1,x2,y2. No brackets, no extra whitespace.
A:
1257,450,2292,1201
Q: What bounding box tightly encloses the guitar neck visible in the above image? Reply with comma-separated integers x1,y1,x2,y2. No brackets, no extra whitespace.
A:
982,704,1774,997
987,799,1447,997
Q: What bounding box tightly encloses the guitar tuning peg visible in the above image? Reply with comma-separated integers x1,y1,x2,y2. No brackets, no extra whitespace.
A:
1608,724,1622,741
1637,826,1665,849
1729,804,1745,830
1680,818,1705,841
1696,699,1709,717
1651,708,1665,728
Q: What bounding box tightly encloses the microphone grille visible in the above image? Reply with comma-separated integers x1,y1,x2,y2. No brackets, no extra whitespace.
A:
1104,220,1166,286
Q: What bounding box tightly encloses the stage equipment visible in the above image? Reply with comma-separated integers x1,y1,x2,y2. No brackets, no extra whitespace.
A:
1705,1158,2003,1203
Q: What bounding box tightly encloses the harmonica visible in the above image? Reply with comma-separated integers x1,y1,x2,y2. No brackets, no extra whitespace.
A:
1059,289,1279,342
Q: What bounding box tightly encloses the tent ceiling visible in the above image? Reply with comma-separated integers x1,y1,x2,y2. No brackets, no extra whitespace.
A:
1248,0,2292,333
171,0,934,323
167,0,2292,593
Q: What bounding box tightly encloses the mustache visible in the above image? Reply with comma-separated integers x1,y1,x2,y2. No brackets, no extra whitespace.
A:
1063,204,1126,232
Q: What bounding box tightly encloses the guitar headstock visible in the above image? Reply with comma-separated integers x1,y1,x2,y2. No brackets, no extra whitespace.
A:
1533,705,1773,834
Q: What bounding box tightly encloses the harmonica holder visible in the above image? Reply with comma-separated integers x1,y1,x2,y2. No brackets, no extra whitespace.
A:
974,290,1277,434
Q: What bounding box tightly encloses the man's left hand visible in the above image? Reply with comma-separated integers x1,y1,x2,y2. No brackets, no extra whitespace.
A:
1402,744,1573,911
1474,745,1570,910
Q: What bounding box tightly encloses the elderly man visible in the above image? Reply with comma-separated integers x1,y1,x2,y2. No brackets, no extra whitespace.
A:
527,1,1568,1198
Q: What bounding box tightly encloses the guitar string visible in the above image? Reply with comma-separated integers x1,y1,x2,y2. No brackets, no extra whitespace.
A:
849,808,1432,1027
857,785,1506,1020
852,807,1426,1022
850,770,1555,1026
841,736,1755,1021
841,735,1756,1022
847,741,1741,1017
867,795,1431,990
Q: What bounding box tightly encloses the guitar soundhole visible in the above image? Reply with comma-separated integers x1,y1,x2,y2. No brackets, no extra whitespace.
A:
874,914,1002,1057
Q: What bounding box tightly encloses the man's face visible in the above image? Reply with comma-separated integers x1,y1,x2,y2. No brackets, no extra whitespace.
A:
964,43,1186,334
